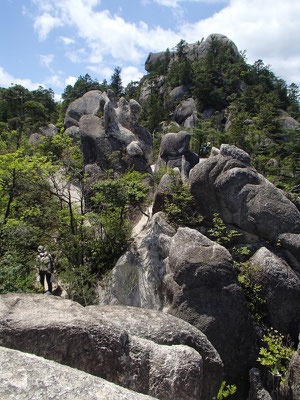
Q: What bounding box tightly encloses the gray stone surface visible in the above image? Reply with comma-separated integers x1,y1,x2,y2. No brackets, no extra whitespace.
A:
160,131,191,159
88,305,223,400
0,346,157,400
167,85,190,108
250,247,300,341
248,368,272,400
29,123,58,145
152,172,181,214
184,111,199,129
97,213,224,400
98,212,176,310
0,293,204,400
77,91,152,174
64,89,152,174
174,98,197,124
163,227,257,388
281,339,300,400
189,144,300,258
277,109,300,130
64,90,102,128
139,75,165,103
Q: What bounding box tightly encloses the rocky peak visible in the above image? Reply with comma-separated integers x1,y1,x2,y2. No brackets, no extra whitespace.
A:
145,33,240,72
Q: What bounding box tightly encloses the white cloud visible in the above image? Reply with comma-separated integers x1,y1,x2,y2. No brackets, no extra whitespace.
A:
154,0,179,7
31,0,180,64
59,36,75,45
54,93,62,102
66,48,86,63
178,0,300,84
65,76,77,86
44,74,65,87
40,54,54,70
121,66,144,86
29,0,300,86
34,12,62,40
0,66,43,91
87,65,113,80
146,0,228,6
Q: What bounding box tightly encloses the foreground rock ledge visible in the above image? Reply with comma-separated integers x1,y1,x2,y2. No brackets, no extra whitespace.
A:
0,294,223,400
0,346,157,400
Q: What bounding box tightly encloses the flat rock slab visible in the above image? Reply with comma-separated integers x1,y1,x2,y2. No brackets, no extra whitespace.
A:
0,346,157,400
0,294,204,400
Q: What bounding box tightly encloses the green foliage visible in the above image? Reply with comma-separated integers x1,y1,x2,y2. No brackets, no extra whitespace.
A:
110,66,123,97
236,261,266,322
217,381,237,399
140,90,168,133
0,85,57,131
0,251,37,294
257,328,295,378
124,80,139,100
167,40,193,87
0,219,43,294
208,213,241,246
59,264,97,306
190,119,220,156
163,170,203,228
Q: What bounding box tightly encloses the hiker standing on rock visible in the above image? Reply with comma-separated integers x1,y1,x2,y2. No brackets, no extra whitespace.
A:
36,245,54,293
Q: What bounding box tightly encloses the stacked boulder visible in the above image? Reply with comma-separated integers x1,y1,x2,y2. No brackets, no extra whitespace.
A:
64,89,152,175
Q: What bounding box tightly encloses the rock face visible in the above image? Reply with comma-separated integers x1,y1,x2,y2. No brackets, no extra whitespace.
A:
163,227,257,390
29,123,58,145
98,212,257,396
189,144,300,260
88,305,223,400
0,346,156,400
281,338,300,400
0,293,220,400
277,109,300,131
138,75,165,104
97,213,224,400
145,34,239,72
167,85,190,108
174,98,197,124
65,89,152,174
98,213,176,310
64,90,103,129
155,131,199,178
250,247,300,342
248,368,272,400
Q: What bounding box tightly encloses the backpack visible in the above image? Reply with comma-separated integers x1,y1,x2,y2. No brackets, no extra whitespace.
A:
38,252,53,272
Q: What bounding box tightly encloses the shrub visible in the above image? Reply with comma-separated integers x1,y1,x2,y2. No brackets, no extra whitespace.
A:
236,261,266,322
257,328,295,380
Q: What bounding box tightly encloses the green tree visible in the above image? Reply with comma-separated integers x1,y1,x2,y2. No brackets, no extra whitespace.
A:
110,67,123,97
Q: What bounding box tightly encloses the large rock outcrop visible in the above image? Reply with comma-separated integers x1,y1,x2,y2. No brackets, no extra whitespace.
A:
163,227,257,392
189,144,300,261
0,293,221,400
97,213,223,400
145,34,239,73
98,212,257,396
155,131,199,180
250,247,300,342
64,90,103,129
65,89,152,174
0,346,156,400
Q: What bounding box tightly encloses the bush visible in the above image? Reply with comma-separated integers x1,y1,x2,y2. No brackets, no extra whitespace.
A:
257,328,295,381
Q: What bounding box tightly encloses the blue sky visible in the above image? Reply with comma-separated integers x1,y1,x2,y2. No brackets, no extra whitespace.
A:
1,0,300,100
